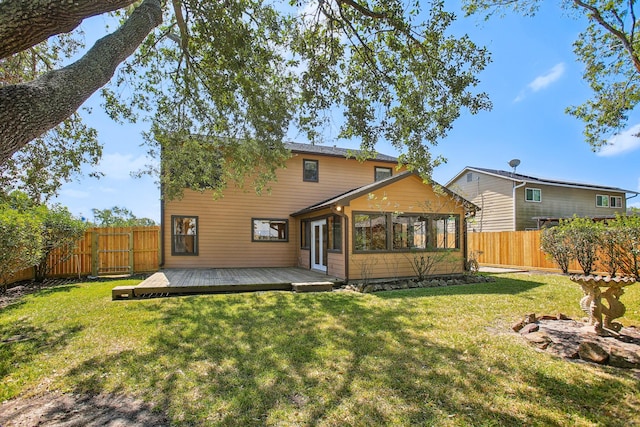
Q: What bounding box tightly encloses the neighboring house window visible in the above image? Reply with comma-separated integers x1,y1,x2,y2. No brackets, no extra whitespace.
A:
172,216,198,255
375,166,392,181
596,195,609,207
431,215,459,249
354,213,387,251
300,220,310,249
252,218,288,242
525,188,541,202
393,215,428,249
466,172,473,183
327,215,342,251
610,196,623,208
303,159,318,182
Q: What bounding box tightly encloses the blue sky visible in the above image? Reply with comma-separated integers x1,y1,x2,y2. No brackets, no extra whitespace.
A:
52,2,640,223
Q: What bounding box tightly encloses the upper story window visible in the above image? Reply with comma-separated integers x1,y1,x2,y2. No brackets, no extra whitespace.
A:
172,215,198,256
610,196,623,208
303,159,318,182
374,166,392,182
596,194,610,207
252,218,289,242
525,188,541,202
466,172,473,183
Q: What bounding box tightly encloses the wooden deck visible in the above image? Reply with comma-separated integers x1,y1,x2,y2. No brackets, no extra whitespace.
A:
113,268,343,299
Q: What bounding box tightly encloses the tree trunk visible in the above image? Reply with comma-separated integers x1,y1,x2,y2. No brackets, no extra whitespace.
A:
0,0,162,166
0,0,139,59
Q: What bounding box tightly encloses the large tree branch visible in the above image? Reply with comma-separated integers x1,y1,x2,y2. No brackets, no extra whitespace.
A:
0,0,139,59
0,0,162,166
573,0,640,73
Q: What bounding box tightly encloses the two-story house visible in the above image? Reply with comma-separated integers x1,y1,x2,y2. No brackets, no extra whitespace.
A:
161,142,477,281
446,167,638,232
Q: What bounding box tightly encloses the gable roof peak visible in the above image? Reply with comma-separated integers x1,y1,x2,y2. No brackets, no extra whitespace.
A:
457,166,638,194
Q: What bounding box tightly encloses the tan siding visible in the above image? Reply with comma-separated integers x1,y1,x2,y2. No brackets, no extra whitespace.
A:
298,249,310,269
327,252,346,279
164,154,399,269
348,253,464,280
516,185,627,230
448,172,514,231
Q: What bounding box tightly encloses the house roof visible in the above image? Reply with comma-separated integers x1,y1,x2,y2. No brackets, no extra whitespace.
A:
446,166,639,195
291,171,479,217
285,142,397,163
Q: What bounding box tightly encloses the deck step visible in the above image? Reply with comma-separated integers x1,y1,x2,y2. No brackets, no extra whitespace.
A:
291,281,334,293
112,285,137,300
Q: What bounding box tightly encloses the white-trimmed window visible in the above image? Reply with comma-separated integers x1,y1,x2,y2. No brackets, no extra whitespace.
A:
525,188,541,202
610,196,623,208
596,195,610,208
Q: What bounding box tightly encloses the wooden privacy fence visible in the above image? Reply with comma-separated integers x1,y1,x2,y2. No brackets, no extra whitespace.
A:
468,230,585,273
10,226,160,284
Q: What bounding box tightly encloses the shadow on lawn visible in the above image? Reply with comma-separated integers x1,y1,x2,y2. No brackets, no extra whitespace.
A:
0,316,83,395
64,290,637,426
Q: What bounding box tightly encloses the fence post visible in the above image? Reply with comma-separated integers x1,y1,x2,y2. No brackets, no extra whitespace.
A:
129,230,134,274
91,230,98,276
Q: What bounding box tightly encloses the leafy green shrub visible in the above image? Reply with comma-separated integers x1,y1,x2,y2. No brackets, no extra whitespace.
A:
604,214,640,277
541,226,572,274
562,216,603,275
0,204,42,291
34,205,87,282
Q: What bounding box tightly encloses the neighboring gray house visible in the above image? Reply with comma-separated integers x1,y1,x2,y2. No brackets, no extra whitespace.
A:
446,167,639,231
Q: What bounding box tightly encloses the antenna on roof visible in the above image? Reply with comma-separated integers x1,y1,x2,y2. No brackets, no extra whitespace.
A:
508,159,521,175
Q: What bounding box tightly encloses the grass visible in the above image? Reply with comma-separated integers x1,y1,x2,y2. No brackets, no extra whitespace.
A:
1,273,640,426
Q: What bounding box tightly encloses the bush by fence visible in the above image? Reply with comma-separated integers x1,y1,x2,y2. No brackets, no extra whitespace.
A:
8,226,160,284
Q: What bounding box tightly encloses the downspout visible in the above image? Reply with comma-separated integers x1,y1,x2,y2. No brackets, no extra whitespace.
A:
512,180,527,231
332,205,349,282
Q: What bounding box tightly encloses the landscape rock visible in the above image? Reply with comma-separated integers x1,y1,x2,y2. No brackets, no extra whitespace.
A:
519,323,539,334
609,345,640,369
578,341,609,364
522,331,551,349
511,320,526,332
516,317,640,369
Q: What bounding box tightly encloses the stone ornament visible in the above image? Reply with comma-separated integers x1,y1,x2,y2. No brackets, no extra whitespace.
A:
570,275,636,335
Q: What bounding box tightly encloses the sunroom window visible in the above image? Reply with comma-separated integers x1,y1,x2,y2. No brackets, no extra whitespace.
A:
354,213,387,251
393,215,428,249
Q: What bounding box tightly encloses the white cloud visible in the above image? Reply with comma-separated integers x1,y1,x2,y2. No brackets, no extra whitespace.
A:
528,63,566,92
97,153,153,180
514,62,566,103
598,123,640,157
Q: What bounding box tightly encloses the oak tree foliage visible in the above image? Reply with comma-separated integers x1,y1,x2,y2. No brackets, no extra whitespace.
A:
1,0,491,200
464,0,640,150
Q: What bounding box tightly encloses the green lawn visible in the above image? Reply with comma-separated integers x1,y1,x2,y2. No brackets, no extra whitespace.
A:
1,273,639,426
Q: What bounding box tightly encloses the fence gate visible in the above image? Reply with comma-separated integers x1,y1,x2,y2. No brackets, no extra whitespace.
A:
91,230,134,276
